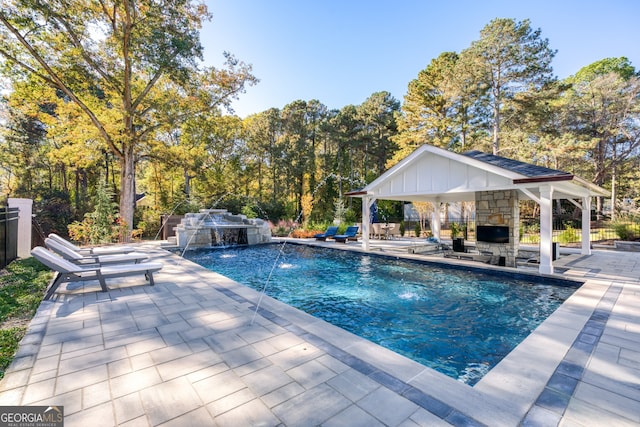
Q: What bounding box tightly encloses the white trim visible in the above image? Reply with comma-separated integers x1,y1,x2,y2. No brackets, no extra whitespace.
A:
582,197,592,255
518,188,541,204
539,185,554,275
567,199,583,209
431,201,442,240
362,197,373,251
363,145,525,195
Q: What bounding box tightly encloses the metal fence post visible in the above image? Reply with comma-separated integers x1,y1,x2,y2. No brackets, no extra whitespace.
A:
0,206,19,269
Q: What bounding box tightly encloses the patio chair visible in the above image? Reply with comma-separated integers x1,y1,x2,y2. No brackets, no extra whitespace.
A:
334,226,359,243
48,233,136,255
370,223,382,239
314,226,339,241
31,247,163,300
45,237,150,265
386,223,400,239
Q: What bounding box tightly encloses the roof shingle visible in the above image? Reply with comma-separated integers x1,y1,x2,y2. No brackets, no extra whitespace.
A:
462,150,572,179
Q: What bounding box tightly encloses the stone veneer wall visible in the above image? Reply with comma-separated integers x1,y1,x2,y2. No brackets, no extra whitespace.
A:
475,190,520,267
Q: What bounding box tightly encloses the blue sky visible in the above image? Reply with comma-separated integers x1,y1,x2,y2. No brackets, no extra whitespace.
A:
201,0,640,118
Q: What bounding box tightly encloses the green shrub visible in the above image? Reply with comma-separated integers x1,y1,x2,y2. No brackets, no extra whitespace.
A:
32,189,74,237
450,222,460,238
526,223,540,233
305,220,332,231
333,199,346,224
610,214,640,241
525,234,541,244
0,257,51,379
271,220,297,237
558,224,579,244
612,222,635,240
68,181,120,244
0,328,25,379
344,208,357,225
241,205,258,219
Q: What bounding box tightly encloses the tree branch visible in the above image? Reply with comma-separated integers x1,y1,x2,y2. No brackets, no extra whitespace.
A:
132,70,162,111
96,0,117,31
0,12,123,159
49,12,122,94
0,46,58,87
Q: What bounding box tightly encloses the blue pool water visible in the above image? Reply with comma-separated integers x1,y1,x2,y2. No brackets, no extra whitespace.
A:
183,243,578,385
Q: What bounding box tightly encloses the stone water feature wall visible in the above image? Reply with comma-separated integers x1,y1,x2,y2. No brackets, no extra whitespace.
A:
475,190,519,267
174,209,271,248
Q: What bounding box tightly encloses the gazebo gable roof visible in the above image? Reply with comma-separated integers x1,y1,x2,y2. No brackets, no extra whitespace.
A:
354,144,607,202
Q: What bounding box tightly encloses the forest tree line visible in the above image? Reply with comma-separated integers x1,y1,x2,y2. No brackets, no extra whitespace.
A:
0,2,638,239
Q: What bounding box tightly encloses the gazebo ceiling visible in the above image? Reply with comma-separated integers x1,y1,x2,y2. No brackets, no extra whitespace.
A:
348,144,608,203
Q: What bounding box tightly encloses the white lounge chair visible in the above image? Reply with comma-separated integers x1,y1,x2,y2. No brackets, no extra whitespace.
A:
45,237,149,265
48,233,136,255
31,247,163,300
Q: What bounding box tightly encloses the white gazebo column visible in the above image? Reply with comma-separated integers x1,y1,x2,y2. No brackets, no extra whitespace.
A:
539,185,554,274
361,196,373,251
581,196,592,255
431,201,441,241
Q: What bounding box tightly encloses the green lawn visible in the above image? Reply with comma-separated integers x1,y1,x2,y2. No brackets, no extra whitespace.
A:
0,257,51,379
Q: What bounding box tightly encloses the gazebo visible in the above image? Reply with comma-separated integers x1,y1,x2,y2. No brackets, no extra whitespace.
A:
347,144,608,275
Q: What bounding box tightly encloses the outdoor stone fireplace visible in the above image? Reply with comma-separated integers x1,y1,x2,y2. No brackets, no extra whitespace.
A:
475,190,520,267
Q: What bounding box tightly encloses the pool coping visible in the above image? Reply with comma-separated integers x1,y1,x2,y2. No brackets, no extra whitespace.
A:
181,240,612,426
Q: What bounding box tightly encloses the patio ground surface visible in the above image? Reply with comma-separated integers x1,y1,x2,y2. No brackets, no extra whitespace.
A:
0,238,638,426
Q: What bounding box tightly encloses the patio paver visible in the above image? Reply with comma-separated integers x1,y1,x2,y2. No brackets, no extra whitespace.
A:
0,239,638,426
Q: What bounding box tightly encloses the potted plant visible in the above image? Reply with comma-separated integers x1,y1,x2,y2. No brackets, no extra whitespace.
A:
450,222,460,238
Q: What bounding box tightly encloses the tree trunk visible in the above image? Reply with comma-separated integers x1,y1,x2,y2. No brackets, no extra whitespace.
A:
184,168,191,199
492,100,500,155
61,164,68,193
75,170,80,212
611,170,616,221
119,151,135,242
257,160,263,199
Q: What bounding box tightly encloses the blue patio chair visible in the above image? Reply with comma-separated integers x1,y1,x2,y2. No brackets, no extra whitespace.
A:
314,226,339,241
334,226,359,243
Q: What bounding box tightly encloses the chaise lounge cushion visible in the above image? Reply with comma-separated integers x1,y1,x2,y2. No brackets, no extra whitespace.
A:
48,233,137,255
334,226,359,243
314,226,339,241
45,237,149,265
31,247,162,299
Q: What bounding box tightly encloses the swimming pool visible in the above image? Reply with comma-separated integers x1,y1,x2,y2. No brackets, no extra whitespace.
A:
183,243,578,385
